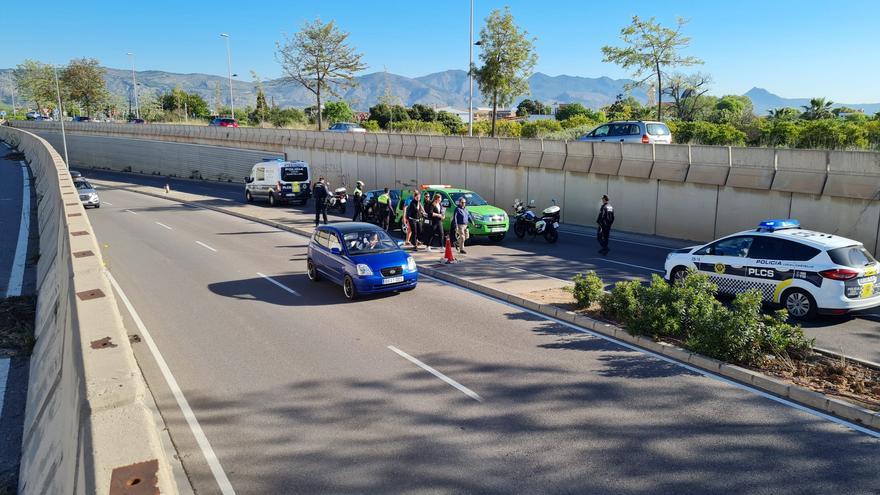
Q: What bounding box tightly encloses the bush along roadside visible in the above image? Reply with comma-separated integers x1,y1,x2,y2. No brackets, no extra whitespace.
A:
565,270,880,410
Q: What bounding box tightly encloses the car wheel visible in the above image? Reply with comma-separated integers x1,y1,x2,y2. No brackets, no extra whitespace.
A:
245,190,253,203
307,259,320,281
94,204,101,209
489,233,505,242
782,288,817,321
514,222,527,239
343,275,358,300
400,219,408,236
543,229,558,244
268,192,276,207
670,266,689,285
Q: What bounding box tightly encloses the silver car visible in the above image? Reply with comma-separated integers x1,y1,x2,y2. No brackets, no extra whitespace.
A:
578,121,672,144
327,122,366,133
75,180,101,208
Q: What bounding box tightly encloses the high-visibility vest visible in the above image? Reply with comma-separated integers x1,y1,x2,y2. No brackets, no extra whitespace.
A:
377,193,390,205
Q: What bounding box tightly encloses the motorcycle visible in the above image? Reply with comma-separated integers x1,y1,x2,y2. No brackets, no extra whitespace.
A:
326,186,348,214
512,199,561,243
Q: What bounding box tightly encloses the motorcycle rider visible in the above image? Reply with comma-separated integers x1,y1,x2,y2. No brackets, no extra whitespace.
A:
313,177,329,227
596,194,614,255
352,180,365,221
377,188,392,231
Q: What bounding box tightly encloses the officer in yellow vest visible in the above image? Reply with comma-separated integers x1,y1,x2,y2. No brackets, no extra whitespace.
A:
377,187,391,231
352,181,365,221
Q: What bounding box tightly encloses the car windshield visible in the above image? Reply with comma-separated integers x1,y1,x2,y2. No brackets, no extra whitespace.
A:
449,192,488,206
344,229,399,255
281,166,308,182
828,245,877,267
75,181,93,190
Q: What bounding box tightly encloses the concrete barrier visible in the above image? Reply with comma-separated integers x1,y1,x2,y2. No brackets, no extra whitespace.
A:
518,139,543,168
539,140,566,170
590,142,622,175
563,141,593,173
651,144,689,182
619,143,654,179
728,147,775,190
0,126,182,494
825,150,880,200
773,149,827,195
688,145,731,186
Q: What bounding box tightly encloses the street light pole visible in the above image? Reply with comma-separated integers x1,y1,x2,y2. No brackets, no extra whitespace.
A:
53,66,69,167
468,0,474,136
127,52,140,119
220,33,234,119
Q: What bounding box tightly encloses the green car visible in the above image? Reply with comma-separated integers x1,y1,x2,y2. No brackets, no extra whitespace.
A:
395,186,509,242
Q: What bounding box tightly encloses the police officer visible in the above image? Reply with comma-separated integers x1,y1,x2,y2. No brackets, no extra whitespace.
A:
377,187,391,231
313,177,329,227
596,194,614,255
351,180,365,221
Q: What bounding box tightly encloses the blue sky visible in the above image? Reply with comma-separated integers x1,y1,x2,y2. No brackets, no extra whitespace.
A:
5,0,880,102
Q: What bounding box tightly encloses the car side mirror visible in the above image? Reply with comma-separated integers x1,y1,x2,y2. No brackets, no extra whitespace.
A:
330,247,341,256
245,176,253,183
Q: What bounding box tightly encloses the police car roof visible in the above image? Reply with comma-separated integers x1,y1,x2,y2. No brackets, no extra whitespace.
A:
734,227,860,250
321,222,383,234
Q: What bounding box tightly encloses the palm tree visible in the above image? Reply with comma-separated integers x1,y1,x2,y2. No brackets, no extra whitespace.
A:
768,107,798,121
801,97,834,120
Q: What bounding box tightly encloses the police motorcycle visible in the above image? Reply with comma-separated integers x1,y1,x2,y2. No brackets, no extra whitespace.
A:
512,199,561,243
326,185,349,214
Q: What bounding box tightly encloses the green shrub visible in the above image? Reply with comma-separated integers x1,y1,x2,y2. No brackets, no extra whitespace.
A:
521,119,562,138
566,271,605,309
560,115,599,129
543,125,595,141
672,121,747,146
600,280,643,325
390,120,449,135
470,120,522,137
362,120,381,132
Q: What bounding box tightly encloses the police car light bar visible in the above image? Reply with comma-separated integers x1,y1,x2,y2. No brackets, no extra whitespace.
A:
419,184,452,189
757,219,800,232
262,157,285,162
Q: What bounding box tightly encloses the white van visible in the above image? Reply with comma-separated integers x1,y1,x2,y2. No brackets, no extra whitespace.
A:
245,158,312,206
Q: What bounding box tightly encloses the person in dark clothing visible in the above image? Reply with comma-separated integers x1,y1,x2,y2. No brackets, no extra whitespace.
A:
405,190,423,250
451,197,470,254
313,178,329,226
596,194,614,255
426,194,444,252
376,188,392,231
351,180,364,221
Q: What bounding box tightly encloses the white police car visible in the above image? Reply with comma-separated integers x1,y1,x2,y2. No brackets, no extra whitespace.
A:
664,219,880,320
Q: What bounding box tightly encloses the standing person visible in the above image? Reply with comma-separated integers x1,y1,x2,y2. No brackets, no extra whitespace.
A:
376,188,391,231
596,194,615,255
313,178,329,227
426,194,445,252
351,180,365,221
451,197,470,254
405,190,422,250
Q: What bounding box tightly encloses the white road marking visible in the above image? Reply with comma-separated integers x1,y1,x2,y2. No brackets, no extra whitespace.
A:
124,209,138,215
105,271,237,494
560,228,680,250
387,345,483,402
5,161,30,297
256,272,301,296
195,241,217,252
102,201,113,206
0,358,9,414
588,258,665,273
155,221,173,230
420,273,880,439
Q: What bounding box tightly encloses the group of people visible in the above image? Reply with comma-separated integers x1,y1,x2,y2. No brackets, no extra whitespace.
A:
314,178,617,255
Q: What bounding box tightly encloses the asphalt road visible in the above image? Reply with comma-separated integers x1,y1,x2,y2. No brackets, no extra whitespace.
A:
80,168,880,365
86,184,879,494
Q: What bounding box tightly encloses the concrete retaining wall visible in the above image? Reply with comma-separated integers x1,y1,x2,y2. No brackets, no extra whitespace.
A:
0,126,180,494
13,121,880,254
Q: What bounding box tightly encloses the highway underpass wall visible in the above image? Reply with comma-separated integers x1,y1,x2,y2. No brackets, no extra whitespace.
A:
13,121,880,255
0,126,181,494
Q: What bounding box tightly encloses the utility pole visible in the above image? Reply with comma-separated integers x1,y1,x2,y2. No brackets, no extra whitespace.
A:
53,66,69,167
468,0,474,136
127,52,140,119
220,33,234,119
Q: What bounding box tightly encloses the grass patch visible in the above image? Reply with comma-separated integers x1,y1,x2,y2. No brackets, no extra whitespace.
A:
0,295,36,356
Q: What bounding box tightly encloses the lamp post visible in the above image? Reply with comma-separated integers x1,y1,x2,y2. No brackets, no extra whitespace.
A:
468,0,474,136
220,33,234,119
127,52,140,119
53,65,69,167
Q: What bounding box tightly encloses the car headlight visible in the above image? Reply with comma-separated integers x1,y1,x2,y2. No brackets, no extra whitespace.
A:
356,264,373,276
471,213,485,222
90,193,99,200
406,256,417,272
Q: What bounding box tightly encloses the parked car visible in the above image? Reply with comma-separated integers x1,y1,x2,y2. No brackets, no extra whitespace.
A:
396,185,509,242
307,222,418,300
244,158,311,206
209,117,239,128
25,111,41,120
327,122,366,133
70,170,83,180
363,189,402,227
75,180,100,208
73,116,92,122
128,118,146,124
577,121,672,144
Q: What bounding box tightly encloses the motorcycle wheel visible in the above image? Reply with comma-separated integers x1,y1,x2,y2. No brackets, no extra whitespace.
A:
544,228,559,244
514,221,527,239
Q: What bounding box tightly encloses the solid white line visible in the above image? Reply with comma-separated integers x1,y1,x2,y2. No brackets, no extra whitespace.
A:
105,271,237,494
195,241,217,252
124,209,138,215
419,273,880,438
0,358,9,414
387,345,483,402
588,258,665,273
560,228,678,250
155,221,173,230
256,272,301,296
484,261,572,284
102,201,114,206
5,161,30,297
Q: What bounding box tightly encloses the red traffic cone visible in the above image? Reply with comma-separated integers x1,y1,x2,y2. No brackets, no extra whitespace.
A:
443,235,456,263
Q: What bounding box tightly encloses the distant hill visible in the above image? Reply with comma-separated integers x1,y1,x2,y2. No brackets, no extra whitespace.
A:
745,87,880,115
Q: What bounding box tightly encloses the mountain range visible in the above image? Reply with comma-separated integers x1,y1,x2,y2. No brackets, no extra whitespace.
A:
1,66,878,115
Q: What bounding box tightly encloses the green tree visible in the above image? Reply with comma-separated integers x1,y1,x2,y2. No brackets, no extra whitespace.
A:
186,93,210,118
602,94,652,121
13,59,56,113
767,107,799,121
516,98,548,117
436,111,465,134
555,102,604,121
601,16,702,121
521,119,562,138
663,72,712,121
322,100,354,124
408,103,437,122
473,7,538,137
801,97,834,120
710,95,755,127
276,18,367,130
367,103,409,129
251,71,269,123
60,58,108,117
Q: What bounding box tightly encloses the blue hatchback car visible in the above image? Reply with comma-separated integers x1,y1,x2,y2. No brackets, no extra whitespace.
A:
307,222,418,299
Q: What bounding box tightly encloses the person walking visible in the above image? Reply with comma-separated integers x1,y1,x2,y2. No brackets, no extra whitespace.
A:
376,188,391,231
426,193,445,252
405,190,423,250
596,194,615,255
313,178,329,227
451,197,470,254
351,180,365,221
